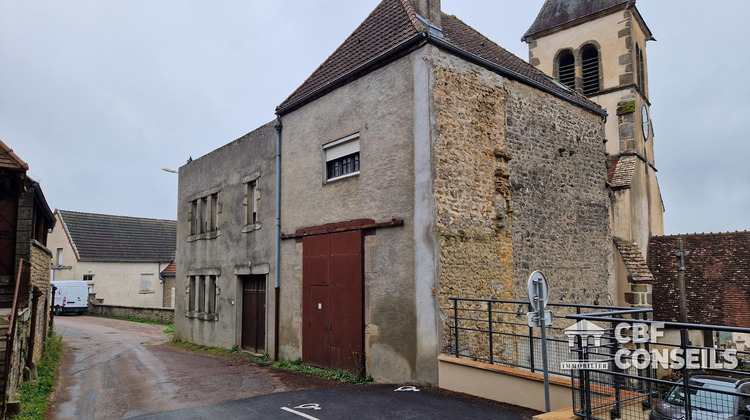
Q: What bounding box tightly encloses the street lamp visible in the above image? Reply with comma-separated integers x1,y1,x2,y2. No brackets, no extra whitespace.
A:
161,167,177,174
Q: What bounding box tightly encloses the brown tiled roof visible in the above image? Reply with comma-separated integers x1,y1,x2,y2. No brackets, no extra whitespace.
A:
161,261,176,276
277,0,604,116
607,154,636,189
648,232,750,327
277,0,422,113
522,0,630,41
0,139,29,171
58,210,177,263
613,237,653,283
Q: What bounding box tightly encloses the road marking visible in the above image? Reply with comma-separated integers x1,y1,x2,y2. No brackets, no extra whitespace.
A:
281,407,321,419
394,385,420,392
295,403,322,410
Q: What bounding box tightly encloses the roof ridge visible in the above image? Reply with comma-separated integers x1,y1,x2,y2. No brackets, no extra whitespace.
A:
652,231,750,239
58,209,176,223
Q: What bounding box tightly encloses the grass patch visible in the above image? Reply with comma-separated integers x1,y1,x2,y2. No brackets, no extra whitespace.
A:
163,323,174,334
272,358,373,385
168,340,241,356
252,354,270,363
16,333,64,419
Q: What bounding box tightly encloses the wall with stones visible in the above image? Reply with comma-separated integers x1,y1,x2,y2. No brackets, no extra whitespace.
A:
504,80,614,309
30,240,52,362
432,51,515,358
88,304,175,324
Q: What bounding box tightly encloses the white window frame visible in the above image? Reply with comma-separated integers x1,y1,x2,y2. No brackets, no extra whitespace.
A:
140,274,154,294
324,133,360,182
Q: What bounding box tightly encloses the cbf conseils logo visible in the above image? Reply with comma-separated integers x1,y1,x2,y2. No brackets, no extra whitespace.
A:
561,320,739,371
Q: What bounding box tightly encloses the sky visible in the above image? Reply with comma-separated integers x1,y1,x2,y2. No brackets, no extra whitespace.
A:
1,1,748,235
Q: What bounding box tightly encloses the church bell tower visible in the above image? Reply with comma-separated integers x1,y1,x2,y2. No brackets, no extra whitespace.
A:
523,0,664,307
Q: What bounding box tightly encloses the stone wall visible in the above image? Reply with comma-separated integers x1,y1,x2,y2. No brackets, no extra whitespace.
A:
432,52,516,356
30,240,52,362
88,304,174,324
504,80,614,308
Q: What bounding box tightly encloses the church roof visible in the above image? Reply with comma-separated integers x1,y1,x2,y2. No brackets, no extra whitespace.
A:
522,0,631,41
648,232,750,327
57,210,177,263
613,237,653,283
277,0,604,117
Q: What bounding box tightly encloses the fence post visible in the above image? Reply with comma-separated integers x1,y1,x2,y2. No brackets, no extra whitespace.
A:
453,299,459,357
680,328,692,420
528,303,535,373
636,312,656,410
610,320,622,419
488,301,494,363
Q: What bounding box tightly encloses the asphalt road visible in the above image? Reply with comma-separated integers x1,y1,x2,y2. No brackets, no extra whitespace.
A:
50,316,538,419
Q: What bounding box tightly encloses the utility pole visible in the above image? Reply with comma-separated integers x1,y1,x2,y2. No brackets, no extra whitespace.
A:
671,238,690,323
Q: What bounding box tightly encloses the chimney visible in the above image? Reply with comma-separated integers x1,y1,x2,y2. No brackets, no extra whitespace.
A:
412,0,441,29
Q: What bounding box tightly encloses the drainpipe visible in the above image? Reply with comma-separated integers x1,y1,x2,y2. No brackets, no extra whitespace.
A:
274,116,282,360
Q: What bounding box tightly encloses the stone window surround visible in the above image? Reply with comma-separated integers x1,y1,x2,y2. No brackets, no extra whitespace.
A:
242,171,262,233
187,186,221,242
186,268,220,322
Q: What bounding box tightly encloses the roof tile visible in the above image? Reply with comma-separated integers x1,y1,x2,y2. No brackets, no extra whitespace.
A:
59,210,176,263
614,237,654,283
648,232,750,327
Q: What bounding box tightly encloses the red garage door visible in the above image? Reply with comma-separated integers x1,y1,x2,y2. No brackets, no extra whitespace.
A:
302,230,363,373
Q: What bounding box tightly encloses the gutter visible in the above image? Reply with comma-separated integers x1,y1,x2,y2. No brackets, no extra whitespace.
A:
274,116,282,360
276,33,428,116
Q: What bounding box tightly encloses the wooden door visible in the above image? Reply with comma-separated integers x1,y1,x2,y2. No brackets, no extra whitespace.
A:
302,230,363,373
241,275,266,353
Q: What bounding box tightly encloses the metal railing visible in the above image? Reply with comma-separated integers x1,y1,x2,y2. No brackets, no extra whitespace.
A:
446,298,626,378
446,298,750,420
567,309,750,420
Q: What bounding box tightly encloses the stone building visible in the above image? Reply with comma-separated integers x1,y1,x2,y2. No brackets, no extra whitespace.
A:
177,0,614,384
0,139,55,414
522,0,664,308
47,210,176,309
175,122,277,354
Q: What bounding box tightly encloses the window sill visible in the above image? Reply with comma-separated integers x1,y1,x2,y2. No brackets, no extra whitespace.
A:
139,290,155,294
242,222,262,233
186,311,218,321
187,230,221,242
325,171,359,184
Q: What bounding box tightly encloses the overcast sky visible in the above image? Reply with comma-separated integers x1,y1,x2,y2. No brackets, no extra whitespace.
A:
1,1,748,235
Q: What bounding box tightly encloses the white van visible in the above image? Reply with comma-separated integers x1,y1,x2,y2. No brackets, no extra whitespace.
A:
51,280,89,315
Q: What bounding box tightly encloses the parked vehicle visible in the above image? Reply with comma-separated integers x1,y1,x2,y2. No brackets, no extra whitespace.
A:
650,375,750,419
51,280,88,315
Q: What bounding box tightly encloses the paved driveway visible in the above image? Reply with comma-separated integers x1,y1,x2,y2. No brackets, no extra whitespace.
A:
50,316,538,419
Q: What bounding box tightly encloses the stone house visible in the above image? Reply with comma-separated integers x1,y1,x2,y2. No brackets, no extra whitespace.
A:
47,210,176,309
522,0,665,308
0,139,56,413
175,122,277,354
176,0,615,384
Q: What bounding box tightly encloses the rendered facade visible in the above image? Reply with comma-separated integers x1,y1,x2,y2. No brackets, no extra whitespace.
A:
47,210,176,309
176,0,616,384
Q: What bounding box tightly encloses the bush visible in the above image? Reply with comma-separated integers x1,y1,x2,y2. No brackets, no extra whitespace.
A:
16,333,64,419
